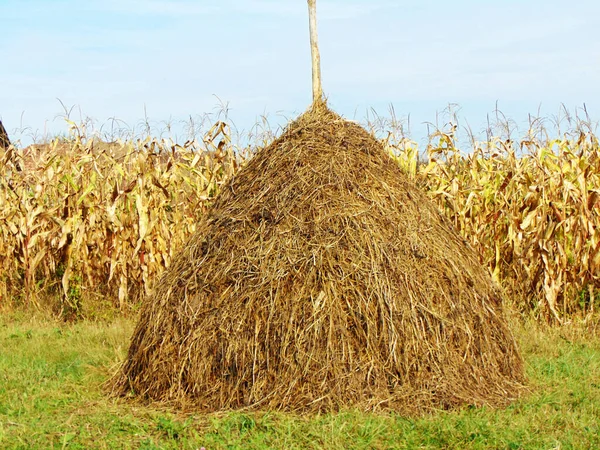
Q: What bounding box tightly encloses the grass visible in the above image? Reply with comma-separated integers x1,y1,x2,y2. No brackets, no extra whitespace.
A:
0,314,599,449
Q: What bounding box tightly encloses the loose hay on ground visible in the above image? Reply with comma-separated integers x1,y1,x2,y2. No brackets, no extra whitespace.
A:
111,101,525,414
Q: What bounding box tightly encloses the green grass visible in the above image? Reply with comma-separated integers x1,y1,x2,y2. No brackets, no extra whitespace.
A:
1,315,599,449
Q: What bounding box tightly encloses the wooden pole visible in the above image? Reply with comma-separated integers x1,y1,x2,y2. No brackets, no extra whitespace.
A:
307,0,323,103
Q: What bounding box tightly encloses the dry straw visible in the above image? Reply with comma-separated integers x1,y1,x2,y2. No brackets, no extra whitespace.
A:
111,101,525,414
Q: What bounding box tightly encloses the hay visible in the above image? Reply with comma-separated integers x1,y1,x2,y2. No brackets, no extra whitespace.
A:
0,120,11,150
111,101,525,414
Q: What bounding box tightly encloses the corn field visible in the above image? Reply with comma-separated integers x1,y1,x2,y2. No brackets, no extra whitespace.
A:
1,118,598,321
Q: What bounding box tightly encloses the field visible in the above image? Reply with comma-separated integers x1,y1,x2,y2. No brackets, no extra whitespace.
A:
1,315,599,449
1,112,600,447
1,113,598,321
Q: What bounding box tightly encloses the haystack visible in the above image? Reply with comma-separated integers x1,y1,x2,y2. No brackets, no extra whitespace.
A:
111,100,524,413
0,120,10,150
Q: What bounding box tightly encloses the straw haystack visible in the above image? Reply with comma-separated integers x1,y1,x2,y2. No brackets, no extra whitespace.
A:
0,120,11,150
111,100,524,413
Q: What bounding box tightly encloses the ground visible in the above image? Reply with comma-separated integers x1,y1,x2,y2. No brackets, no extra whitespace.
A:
0,315,599,449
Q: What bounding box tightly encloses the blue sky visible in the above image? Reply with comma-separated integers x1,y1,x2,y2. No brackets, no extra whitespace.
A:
1,0,599,146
